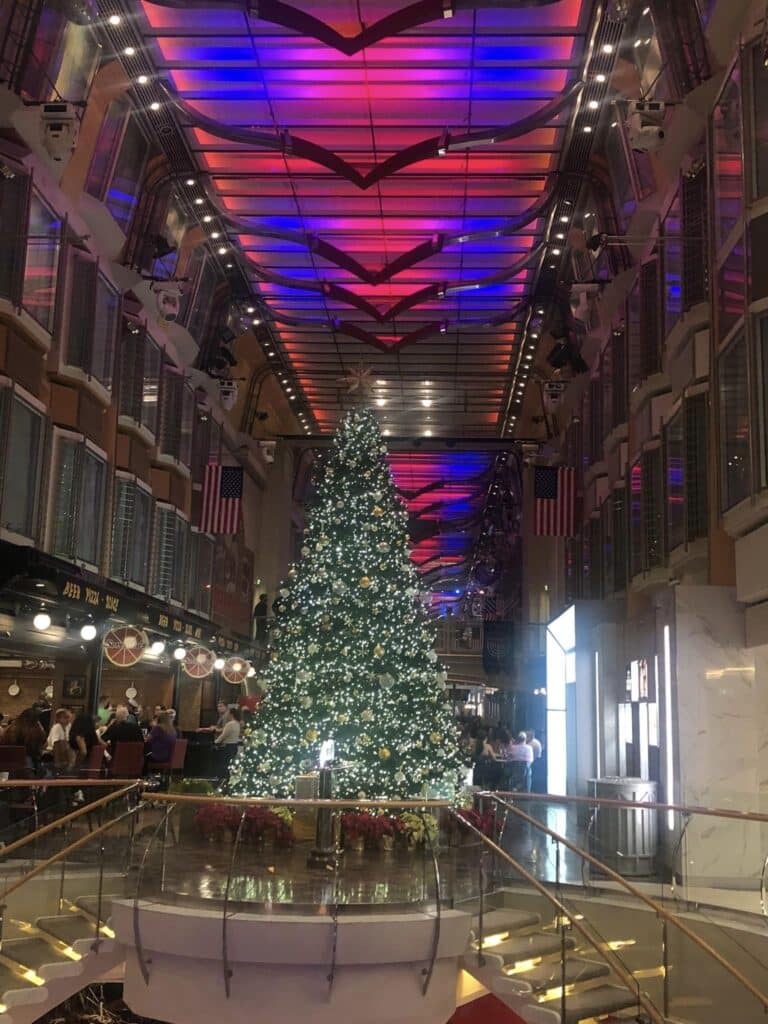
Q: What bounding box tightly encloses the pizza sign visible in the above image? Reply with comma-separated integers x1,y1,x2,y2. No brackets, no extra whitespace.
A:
103,626,149,667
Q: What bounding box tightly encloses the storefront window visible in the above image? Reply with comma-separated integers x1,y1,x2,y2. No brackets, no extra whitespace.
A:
713,65,743,251
717,236,745,342
719,333,751,509
665,411,685,551
0,391,44,538
23,193,61,331
110,478,152,588
50,436,106,566
752,46,768,198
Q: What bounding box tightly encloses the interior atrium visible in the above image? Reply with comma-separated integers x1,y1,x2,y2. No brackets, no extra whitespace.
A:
0,0,767,1021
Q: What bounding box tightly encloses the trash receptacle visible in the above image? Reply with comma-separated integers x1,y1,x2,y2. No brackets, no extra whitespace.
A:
588,777,658,876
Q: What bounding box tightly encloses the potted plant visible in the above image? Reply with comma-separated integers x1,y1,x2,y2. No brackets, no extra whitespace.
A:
194,801,240,842
455,807,497,844
341,810,379,852
372,813,402,852
398,811,439,849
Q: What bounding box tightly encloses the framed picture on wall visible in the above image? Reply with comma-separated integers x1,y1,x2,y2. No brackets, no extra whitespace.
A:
63,676,86,700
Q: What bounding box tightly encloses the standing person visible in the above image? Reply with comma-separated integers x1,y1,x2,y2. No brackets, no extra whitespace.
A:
507,731,534,792
215,707,242,746
96,697,113,727
526,729,543,792
2,708,46,771
526,729,542,760
146,711,176,768
253,593,268,643
69,713,105,765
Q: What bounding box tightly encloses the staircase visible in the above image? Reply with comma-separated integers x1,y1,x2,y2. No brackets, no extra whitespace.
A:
0,897,123,1024
462,905,646,1024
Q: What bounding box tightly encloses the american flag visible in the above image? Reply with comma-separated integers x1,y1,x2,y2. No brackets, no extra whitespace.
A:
200,463,243,534
534,466,576,536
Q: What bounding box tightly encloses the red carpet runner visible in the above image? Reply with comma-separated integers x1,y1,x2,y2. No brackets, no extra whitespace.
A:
448,994,526,1024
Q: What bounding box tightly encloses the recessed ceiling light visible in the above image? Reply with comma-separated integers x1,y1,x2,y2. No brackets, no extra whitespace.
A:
376,379,386,385
137,75,148,85
217,246,227,255
123,46,136,56
108,14,121,25
376,397,386,406
595,73,606,83
252,318,261,325
267,350,275,356
583,125,593,133
203,215,212,223
210,231,220,239
185,178,195,186
194,197,204,205
383,428,391,436
150,102,161,111
424,429,432,436
602,43,614,54
556,233,564,240
421,398,433,407
588,100,599,110
559,216,568,224
423,380,432,386
552,248,561,255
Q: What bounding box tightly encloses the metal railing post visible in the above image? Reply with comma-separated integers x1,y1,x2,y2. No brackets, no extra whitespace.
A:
477,847,486,967
662,917,670,1017
92,808,105,952
555,840,567,1023
159,806,170,894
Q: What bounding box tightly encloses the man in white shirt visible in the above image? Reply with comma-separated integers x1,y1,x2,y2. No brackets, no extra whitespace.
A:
215,708,242,746
526,729,542,760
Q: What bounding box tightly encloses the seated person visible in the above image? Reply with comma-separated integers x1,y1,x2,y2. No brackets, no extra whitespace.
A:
215,707,242,746
146,711,176,766
102,704,144,749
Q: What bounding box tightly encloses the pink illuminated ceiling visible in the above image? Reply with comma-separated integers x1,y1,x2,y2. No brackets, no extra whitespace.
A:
139,0,593,437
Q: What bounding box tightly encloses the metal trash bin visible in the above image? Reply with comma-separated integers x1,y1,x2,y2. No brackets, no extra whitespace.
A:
589,777,658,876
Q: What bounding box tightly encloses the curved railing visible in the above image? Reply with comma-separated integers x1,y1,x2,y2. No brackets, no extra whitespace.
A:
488,794,768,1017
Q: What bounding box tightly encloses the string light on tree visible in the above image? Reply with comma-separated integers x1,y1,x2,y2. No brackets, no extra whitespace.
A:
228,409,462,799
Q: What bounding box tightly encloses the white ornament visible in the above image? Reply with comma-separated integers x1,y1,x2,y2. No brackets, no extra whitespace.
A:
279,587,289,598
301,546,309,556
427,650,438,664
308,643,319,655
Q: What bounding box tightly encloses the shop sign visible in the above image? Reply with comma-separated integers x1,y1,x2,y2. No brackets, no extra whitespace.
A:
60,579,120,614
211,634,241,653
151,611,204,640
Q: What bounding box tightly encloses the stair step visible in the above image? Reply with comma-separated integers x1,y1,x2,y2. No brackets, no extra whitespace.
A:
519,957,610,992
472,908,541,936
75,896,112,919
495,932,576,966
0,961,38,994
561,984,638,1024
36,915,96,946
0,938,74,972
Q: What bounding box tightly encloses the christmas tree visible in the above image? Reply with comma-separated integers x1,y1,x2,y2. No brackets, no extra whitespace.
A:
228,409,463,799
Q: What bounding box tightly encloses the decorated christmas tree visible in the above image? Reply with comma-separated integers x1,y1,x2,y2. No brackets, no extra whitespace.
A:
228,409,463,799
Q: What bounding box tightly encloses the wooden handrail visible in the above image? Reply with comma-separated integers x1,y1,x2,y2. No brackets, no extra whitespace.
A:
492,789,768,824
0,782,141,860
0,779,146,788
491,796,768,1013
143,793,453,809
451,810,665,1024
0,803,140,903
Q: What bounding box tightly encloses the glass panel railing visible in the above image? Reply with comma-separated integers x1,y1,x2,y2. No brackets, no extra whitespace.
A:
482,792,768,1022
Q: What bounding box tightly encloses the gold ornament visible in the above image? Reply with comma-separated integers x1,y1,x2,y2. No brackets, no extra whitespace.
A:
378,747,391,760
359,576,372,588
373,506,384,517
373,643,385,658
306,728,319,742
337,712,350,724
429,731,442,744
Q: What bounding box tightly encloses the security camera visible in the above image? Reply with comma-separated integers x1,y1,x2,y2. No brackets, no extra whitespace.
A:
217,379,239,410
40,102,79,162
626,100,666,153
258,440,276,464
151,281,183,323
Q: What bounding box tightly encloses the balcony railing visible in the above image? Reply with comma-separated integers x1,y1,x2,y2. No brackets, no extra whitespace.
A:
1,781,768,1023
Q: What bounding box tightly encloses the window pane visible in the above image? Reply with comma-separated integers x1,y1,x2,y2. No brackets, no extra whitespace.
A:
2,396,42,536
130,487,152,587
51,437,78,556
153,507,176,599
713,66,743,249
719,334,751,509
604,124,635,231
86,99,127,200
190,534,214,616
173,515,188,603
0,174,28,303
629,462,643,578
119,326,144,421
663,189,682,336
612,487,627,591
105,115,148,232
717,236,745,342
685,394,708,541
23,194,61,331
76,450,104,565
754,47,768,198
666,412,685,551
64,252,97,371
180,387,195,466
142,339,162,435
93,275,119,388
160,368,183,458
186,258,217,341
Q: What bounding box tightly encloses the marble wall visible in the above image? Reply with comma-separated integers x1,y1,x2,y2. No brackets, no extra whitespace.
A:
666,585,768,889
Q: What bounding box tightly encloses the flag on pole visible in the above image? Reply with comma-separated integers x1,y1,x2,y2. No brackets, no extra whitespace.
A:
533,466,576,536
200,463,243,534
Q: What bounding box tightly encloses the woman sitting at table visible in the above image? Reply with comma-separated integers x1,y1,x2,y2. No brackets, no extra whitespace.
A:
145,711,176,768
